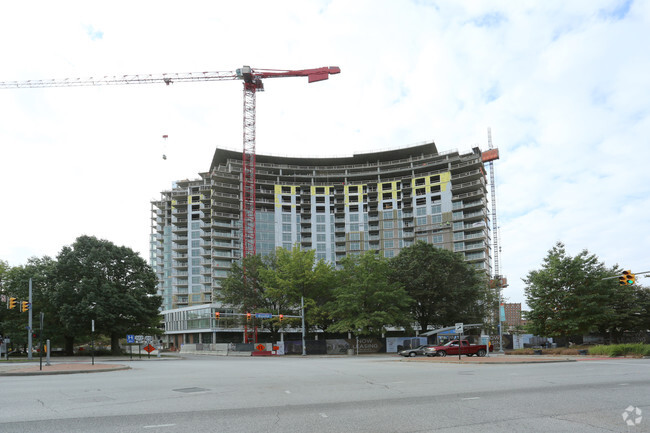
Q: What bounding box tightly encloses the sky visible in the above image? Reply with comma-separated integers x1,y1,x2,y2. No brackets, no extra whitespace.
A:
0,0,648,307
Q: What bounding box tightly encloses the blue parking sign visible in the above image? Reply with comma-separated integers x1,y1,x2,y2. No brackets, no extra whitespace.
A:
126,334,135,344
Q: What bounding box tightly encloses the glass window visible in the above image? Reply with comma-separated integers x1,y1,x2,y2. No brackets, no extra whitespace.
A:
431,215,442,223
350,242,360,250
384,240,394,248
317,243,326,252
282,243,292,250
416,207,427,216
350,223,359,231
282,224,292,232
316,215,326,223
431,204,442,214
317,224,326,232
433,234,443,244
383,211,393,220
384,231,394,239
416,216,427,226
349,213,359,222
191,240,200,248
350,233,360,241
282,233,292,242
282,214,292,223
384,250,394,258
384,221,394,229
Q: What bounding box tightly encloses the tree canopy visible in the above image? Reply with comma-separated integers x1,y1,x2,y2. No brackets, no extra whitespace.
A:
0,236,161,355
390,241,493,331
524,241,648,343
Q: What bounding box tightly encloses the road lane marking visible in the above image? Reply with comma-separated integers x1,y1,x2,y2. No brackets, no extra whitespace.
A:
320,413,328,418
285,390,291,394
461,397,480,400
143,424,176,429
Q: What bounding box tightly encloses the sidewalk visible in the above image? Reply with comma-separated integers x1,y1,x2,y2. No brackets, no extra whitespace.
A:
0,353,182,376
399,353,578,364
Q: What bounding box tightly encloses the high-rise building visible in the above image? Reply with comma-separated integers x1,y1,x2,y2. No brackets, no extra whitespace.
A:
151,141,492,313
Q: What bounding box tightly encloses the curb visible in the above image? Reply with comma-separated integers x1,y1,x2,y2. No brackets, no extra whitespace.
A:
0,364,131,376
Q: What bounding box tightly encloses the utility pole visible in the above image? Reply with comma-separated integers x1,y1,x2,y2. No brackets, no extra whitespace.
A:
28,278,33,360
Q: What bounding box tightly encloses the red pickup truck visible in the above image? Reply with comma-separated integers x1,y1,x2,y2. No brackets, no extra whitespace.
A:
424,340,491,357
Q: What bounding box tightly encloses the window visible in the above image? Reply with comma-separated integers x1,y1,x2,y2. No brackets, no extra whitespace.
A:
384,231,394,239
282,224,292,232
317,243,326,252
350,242,360,250
316,215,326,223
383,211,393,220
431,204,441,214
350,233,360,241
282,214,292,223
384,250,395,258
384,240,394,248
315,187,325,194
383,220,394,229
382,192,392,200
431,215,442,223
431,185,441,193
191,240,200,248
433,234,443,244
415,187,426,196
317,224,326,232
192,222,200,230
416,207,427,216
453,222,464,230
416,216,427,226
282,233,292,242
350,223,359,231
430,175,440,183
282,186,291,194
349,213,359,222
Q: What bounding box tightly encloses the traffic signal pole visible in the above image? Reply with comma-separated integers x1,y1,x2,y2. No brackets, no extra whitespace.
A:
28,278,33,360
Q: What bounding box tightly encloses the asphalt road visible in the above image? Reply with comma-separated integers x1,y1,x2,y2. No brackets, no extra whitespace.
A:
1,355,648,432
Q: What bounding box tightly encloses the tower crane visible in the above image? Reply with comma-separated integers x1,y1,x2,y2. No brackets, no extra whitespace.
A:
0,65,341,261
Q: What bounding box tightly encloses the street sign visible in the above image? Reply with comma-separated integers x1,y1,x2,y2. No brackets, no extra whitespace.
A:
134,335,144,343
144,335,153,343
255,313,273,319
143,344,155,353
126,334,135,344
455,323,464,334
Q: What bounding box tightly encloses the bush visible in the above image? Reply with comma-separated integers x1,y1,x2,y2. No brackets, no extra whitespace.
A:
588,343,650,357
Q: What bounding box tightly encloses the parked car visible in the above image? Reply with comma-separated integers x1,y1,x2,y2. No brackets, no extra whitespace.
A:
424,340,492,357
398,345,435,357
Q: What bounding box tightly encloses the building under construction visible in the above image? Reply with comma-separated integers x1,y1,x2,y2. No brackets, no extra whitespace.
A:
150,141,495,346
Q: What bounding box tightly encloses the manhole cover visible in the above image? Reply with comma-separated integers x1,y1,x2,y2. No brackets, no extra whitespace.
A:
173,387,208,393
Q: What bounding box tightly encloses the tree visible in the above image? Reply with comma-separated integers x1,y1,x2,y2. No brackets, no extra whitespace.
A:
0,257,60,352
390,241,492,332
52,236,161,355
327,252,412,335
524,242,616,343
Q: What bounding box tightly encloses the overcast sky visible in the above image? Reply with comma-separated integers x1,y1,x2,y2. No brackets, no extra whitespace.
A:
1,0,648,307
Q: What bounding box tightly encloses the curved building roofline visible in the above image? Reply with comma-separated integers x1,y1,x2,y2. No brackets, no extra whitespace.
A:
209,141,439,172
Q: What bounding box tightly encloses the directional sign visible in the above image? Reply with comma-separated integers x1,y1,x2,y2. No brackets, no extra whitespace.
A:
126,334,135,344
455,323,464,334
255,313,273,319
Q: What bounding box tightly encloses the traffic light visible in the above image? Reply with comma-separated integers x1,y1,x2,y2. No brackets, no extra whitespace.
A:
246,312,251,322
20,301,30,312
279,314,284,321
621,270,635,285
9,297,17,309
215,311,220,320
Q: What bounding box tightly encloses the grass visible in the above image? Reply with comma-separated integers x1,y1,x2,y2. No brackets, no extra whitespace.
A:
508,343,650,357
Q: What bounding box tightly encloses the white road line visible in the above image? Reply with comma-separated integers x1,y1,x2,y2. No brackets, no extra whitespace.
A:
143,424,176,429
285,390,291,394
461,397,480,400
320,413,328,418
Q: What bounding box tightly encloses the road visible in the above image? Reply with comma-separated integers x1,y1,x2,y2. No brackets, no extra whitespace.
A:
1,355,648,432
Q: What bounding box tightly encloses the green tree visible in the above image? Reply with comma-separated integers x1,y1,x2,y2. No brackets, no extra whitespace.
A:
524,242,616,343
0,257,60,352
53,236,161,355
327,252,412,335
268,247,335,332
390,241,491,332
